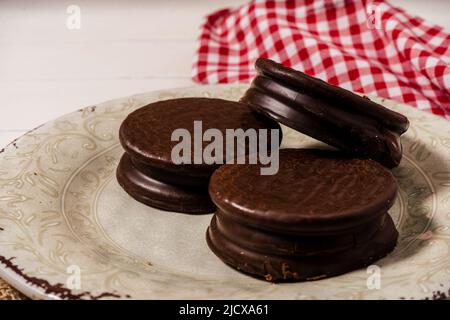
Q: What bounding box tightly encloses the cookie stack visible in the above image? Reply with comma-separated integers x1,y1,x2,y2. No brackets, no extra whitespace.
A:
207,149,399,281
117,97,280,214
116,58,409,282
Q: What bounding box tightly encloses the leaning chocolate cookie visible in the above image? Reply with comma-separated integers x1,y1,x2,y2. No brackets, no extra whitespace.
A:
207,148,399,281
117,97,281,213
240,58,409,168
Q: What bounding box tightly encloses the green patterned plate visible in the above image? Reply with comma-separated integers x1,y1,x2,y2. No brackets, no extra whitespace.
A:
0,84,449,299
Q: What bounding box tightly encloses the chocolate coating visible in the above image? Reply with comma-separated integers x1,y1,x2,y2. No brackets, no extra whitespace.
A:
207,212,398,282
209,149,398,235
214,210,386,257
207,148,399,281
117,153,215,213
119,97,281,186
117,97,281,213
240,58,410,168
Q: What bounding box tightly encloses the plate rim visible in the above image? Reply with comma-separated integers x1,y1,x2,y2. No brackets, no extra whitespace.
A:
0,83,449,300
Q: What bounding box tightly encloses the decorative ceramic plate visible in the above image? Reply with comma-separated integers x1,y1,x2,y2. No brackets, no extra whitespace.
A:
0,84,449,300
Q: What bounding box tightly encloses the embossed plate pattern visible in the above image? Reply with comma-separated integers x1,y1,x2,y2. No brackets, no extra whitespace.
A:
0,84,449,299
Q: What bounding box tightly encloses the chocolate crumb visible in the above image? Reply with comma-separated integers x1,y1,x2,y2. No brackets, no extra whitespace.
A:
431,290,447,300
78,106,96,113
264,274,273,282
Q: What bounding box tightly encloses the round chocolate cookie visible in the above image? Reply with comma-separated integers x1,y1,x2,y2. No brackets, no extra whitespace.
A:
117,97,281,213
240,58,409,168
207,148,399,281
117,153,215,213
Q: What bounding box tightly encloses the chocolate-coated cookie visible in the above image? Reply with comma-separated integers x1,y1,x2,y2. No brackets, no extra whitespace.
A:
240,58,409,168
117,97,281,213
207,148,399,281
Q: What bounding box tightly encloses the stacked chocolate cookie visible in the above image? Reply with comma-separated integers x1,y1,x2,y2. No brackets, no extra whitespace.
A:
241,58,409,168
207,149,399,281
117,97,280,213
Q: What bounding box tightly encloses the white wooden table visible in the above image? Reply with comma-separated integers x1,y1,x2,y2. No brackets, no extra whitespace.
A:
1,0,449,148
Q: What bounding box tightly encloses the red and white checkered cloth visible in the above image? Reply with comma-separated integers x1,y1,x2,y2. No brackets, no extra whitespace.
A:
192,0,450,119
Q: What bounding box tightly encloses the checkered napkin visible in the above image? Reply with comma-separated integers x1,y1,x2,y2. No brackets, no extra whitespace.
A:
192,0,450,119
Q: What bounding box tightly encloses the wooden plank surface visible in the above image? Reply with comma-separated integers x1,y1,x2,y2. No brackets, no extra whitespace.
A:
0,0,448,146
